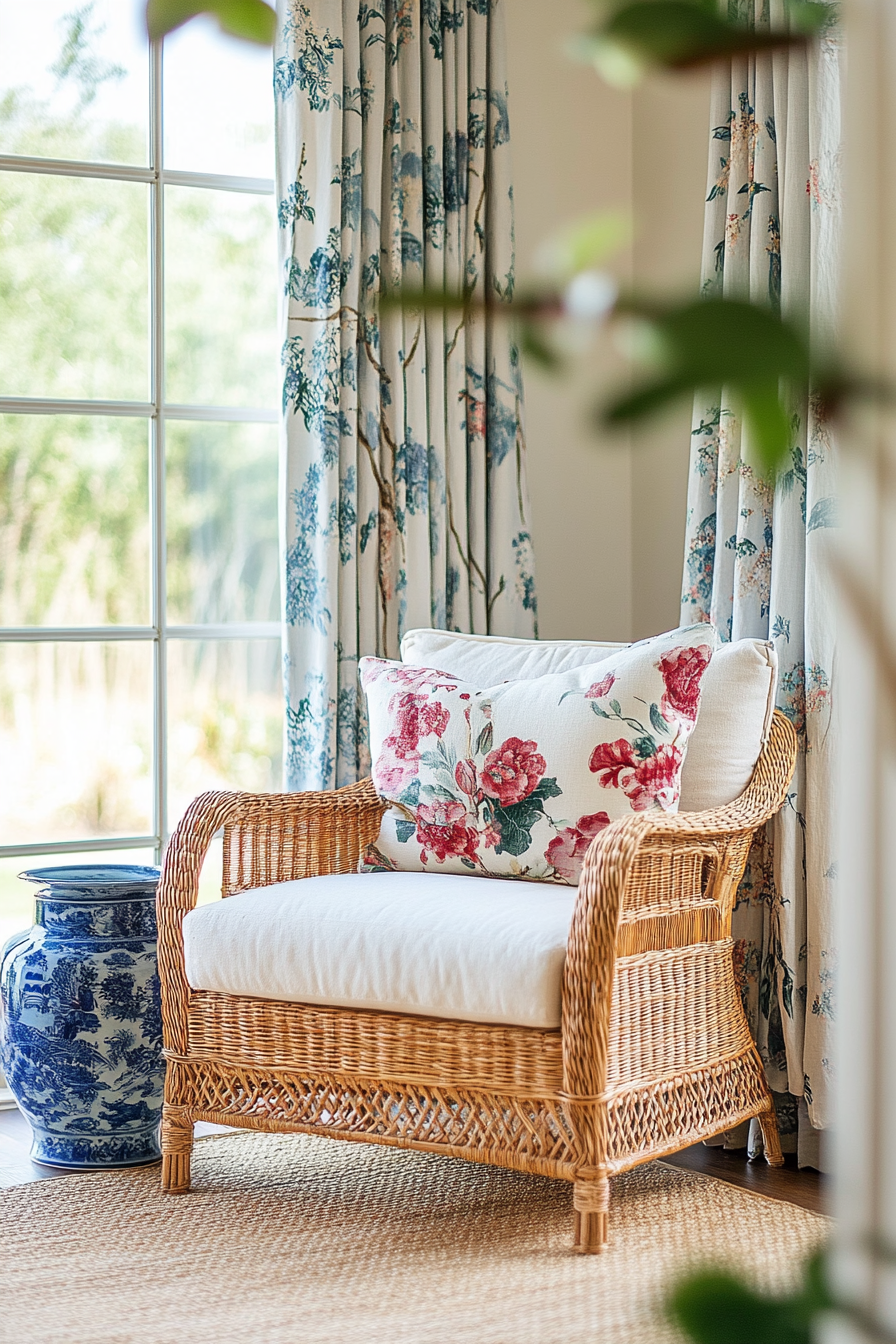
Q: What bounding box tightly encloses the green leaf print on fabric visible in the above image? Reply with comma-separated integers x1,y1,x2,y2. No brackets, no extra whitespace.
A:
491,776,562,858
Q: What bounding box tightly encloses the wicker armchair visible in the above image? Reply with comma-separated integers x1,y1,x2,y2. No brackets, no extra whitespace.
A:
157,709,797,1253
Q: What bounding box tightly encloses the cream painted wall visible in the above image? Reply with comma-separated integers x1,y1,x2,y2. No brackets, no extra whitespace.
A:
505,0,633,643
630,76,712,639
504,0,709,643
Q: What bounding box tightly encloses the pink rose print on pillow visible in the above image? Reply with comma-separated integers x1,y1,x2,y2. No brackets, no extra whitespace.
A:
622,743,683,811
454,758,478,796
479,737,546,807
391,692,449,757
585,673,616,700
360,658,457,693
545,811,611,884
416,800,480,864
373,741,420,795
589,739,683,812
657,644,712,724
588,738,639,789
372,691,450,796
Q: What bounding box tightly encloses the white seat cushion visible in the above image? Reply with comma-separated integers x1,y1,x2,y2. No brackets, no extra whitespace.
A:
400,628,777,812
182,871,576,1029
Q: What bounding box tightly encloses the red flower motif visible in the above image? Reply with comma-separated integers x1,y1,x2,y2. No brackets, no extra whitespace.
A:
585,673,616,700
372,741,419,795
479,737,546,807
454,758,478,796
657,644,713,724
480,822,501,850
360,659,457,693
588,737,639,788
622,744,682,811
415,800,479,864
732,939,748,994
545,811,611,884
466,395,487,438
359,657,392,685
389,692,449,758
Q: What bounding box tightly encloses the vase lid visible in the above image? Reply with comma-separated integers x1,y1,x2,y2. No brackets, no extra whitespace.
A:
18,864,161,892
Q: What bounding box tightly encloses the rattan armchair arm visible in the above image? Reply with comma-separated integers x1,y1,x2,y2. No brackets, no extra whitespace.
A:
568,708,797,944
609,708,798,849
157,779,386,1056
157,789,248,1057
559,710,797,1158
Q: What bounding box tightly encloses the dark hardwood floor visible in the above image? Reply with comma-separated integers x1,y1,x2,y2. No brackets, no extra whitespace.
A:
665,1143,827,1216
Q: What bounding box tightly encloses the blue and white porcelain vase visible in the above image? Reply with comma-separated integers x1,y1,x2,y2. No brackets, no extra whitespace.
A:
0,864,165,1167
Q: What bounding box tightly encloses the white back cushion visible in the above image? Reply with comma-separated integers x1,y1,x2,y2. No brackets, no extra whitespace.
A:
400,628,777,812
401,628,625,681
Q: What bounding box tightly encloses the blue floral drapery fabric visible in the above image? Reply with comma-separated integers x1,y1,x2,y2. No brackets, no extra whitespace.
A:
275,0,537,792
681,5,841,1140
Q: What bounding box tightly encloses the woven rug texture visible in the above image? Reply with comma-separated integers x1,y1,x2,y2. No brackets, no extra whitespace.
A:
0,1131,828,1344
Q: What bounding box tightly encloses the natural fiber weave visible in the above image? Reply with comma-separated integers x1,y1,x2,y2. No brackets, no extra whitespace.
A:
157,712,799,1251
0,1131,828,1344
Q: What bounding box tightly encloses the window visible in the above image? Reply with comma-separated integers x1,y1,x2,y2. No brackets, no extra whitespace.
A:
0,1,282,945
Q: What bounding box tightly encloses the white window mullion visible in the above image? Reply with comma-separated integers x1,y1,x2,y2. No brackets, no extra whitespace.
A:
0,400,275,422
0,155,273,197
0,398,154,417
0,627,157,642
0,836,158,860
150,37,167,863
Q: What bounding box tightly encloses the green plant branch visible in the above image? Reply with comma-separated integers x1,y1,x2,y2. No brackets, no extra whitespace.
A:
144,0,275,45
381,281,874,473
574,0,831,86
668,1249,831,1344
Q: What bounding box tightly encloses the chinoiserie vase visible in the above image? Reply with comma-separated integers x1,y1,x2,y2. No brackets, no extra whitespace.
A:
0,864,165,1168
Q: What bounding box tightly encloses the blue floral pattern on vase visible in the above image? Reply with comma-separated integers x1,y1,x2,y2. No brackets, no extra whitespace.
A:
0,865,165,1168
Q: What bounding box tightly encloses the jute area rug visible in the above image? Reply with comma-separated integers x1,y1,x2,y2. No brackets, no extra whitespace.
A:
0,1131,828,1344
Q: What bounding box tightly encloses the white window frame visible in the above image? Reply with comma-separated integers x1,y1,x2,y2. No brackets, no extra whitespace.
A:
0,38,279,865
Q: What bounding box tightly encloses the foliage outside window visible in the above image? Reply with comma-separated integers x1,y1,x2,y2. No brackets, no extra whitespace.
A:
0,0,282,950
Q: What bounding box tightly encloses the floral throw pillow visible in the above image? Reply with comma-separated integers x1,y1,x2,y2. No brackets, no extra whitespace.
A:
358,624,717,885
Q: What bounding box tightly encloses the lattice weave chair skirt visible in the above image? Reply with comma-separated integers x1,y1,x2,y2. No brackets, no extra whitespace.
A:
156,712,797,1253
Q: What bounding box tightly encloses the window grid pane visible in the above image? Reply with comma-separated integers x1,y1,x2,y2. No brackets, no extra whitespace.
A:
0,25,281,887
0,171,151,402
0,641,155,848
0,0,150,167
0,416,151,628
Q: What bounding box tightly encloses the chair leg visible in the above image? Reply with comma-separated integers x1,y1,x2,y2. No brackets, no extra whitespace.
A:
161,1106,194,1193
758,1103,785,1168
573,1175,610,1254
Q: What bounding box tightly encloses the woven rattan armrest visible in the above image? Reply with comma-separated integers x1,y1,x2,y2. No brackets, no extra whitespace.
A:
560,709,797,1106
157,780,386,1054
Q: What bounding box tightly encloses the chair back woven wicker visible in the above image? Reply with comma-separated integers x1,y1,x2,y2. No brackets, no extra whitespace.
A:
157,710,797,1253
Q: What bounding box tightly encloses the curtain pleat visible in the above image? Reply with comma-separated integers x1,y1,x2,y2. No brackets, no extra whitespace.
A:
681,1,841,1145
275,0,537,792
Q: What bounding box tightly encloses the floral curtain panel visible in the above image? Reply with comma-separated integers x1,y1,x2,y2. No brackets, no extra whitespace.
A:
681,6,841,1150
275,0,537,792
